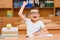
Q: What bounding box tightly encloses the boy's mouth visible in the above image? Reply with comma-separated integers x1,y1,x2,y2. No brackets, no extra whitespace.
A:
33,16,37,18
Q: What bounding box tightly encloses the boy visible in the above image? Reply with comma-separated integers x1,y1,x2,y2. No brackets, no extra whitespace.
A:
18,1,49,37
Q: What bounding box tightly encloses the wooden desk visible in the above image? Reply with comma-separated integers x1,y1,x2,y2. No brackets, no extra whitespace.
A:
0,34,60,40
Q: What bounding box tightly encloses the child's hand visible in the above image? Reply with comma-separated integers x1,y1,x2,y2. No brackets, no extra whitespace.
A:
34,31,42,36
23,1,28,6
34,32,39,36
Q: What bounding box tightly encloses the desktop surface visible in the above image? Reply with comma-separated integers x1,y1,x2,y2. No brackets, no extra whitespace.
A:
0,34,60,40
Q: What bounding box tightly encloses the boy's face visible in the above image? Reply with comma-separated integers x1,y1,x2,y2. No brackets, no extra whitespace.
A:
29,9,40,21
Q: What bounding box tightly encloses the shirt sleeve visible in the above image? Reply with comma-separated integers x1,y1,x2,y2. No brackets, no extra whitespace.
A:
40,21,45,28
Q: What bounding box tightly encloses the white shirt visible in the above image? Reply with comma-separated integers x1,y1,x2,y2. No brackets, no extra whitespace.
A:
25,18,45,37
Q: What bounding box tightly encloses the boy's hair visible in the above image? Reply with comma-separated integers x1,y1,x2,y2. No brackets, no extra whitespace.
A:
30,8,39,13
30,8,39,10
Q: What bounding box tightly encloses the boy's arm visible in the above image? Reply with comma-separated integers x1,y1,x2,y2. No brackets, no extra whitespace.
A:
34,27,49,36
40,27,49,34
18,1,28,21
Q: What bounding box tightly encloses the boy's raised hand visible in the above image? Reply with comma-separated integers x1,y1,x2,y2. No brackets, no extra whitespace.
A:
18,1,28,21
23,1,28,6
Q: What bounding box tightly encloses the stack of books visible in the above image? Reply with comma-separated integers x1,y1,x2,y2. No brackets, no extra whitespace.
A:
14,0,34,8
34,0,54,8
2,27,18,37
45,0,54,7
